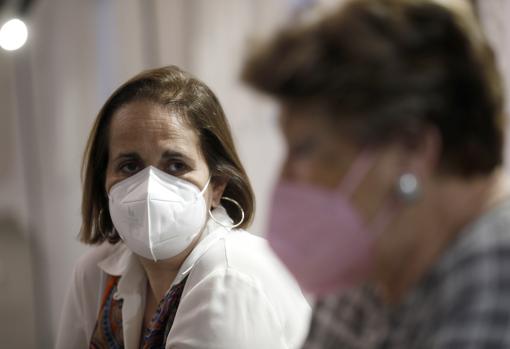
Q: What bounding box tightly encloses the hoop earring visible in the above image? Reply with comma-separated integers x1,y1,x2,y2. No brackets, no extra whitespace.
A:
112,227,123,241
396,173,421,203
209,197,245,229
98,209,106,234
99,209,122,241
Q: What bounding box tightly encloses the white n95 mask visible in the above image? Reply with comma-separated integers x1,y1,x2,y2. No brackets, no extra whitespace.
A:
108,166,210,261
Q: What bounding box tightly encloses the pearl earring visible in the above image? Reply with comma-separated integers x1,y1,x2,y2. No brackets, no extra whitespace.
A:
396,173,421,202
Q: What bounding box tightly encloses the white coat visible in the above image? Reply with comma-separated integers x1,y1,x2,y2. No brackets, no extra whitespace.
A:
56,207,311,349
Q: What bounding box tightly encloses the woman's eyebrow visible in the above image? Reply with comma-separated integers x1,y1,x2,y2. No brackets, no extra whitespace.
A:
161,150,195,163
114,152,142,161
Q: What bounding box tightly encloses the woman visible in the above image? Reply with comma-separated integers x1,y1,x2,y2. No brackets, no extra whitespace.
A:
56,66,310,349
243,0,510,348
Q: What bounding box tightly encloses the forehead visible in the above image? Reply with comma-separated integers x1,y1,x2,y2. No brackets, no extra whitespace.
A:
108,100,199,153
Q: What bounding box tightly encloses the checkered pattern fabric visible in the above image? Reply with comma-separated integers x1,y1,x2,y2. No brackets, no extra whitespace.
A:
302,201,510,349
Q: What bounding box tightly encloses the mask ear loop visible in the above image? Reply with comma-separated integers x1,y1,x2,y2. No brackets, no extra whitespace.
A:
337,150,399,238
200,176,212,194
338,150,376,199
209,197,245,229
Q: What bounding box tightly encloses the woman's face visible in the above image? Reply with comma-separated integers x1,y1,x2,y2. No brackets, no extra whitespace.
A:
279,104,407,224
105,100,225,208
279,106,359,188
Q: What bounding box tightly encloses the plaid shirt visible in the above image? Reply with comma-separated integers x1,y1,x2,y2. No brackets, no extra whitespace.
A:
302,200,510,349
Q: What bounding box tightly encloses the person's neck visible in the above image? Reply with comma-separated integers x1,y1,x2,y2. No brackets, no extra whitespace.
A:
138,234,201,302
377,170,510,304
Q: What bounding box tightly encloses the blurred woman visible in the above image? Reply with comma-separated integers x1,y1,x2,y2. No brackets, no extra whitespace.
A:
243,0,510,347
56,66,310,349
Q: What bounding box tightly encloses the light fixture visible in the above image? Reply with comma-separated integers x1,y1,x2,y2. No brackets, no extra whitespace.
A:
0,17,27,51
0,0,35,51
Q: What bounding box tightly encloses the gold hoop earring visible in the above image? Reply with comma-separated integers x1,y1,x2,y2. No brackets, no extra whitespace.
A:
209,197,245,229
98,209,106,234
99,208,121,240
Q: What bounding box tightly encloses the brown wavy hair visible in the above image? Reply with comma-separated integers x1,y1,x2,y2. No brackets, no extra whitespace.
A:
243,0,504,177
81,66,255,244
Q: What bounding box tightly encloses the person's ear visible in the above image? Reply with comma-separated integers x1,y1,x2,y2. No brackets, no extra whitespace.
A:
211,176,229,208
400,126,442,180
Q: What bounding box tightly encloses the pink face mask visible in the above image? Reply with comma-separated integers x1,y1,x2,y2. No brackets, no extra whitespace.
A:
267,152,391,297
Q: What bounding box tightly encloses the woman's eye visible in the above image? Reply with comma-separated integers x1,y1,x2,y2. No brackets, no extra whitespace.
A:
119,162,140,174
290,137,319,159
167,161,190,175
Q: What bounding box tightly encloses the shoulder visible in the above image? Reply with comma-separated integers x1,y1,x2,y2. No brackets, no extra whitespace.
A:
57,242,125,348
179,229,311,348
68,242,130,305
189,229,299,290
169,265,290,348
437,202,510,288
187,229,289,297
426,203,510,347
71,242,122,284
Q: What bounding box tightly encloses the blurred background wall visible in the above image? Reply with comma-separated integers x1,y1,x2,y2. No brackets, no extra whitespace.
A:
0,0,509,348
